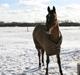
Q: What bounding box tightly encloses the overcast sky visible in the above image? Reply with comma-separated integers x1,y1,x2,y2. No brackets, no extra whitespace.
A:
0,0,80,22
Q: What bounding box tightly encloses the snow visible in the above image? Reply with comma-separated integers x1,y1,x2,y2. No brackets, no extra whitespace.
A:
0,27,80,75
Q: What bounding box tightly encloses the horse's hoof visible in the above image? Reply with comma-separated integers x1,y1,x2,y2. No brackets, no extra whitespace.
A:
39,63,41,67
42,64,44,66
45,73,48,75
39,65,41,69
45,72,48,75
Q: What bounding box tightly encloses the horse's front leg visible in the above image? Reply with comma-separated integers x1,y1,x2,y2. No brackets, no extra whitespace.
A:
56,54,63,75
46,55,50,75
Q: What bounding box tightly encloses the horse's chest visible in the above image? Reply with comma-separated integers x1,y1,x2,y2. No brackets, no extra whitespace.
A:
50,30,59,43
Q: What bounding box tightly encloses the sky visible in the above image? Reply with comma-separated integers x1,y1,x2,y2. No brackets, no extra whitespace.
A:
0,0,80,22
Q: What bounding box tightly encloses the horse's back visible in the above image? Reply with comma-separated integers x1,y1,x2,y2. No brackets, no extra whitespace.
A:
33,25,47,32
33,25,47,38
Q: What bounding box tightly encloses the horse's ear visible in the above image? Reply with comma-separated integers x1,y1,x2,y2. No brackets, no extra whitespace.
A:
47,6,50,13
53,6,56,12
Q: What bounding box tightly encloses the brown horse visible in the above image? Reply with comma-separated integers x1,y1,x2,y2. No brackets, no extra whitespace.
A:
33,6,63,75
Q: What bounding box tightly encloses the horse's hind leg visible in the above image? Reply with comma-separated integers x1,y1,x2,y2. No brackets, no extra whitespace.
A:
46,55,50,75
56,54,63,75
37,49,41,68
41,49,44,66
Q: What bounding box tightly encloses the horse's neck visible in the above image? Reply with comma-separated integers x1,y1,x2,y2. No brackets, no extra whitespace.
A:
49,24,60,43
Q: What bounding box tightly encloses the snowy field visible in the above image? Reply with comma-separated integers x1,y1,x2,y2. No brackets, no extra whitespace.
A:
0,27,80,75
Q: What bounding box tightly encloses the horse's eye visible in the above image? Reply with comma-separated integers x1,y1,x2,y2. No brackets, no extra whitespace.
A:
47,15,50,21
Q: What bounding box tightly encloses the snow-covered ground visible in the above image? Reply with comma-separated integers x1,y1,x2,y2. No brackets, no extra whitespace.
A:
0,27,80,75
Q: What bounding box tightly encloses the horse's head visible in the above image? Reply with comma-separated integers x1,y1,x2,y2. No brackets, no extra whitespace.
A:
46,6,57,31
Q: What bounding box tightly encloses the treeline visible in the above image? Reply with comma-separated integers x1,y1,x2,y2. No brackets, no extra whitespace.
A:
59,22,80,26
0,22,36,27
0,21,80,27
